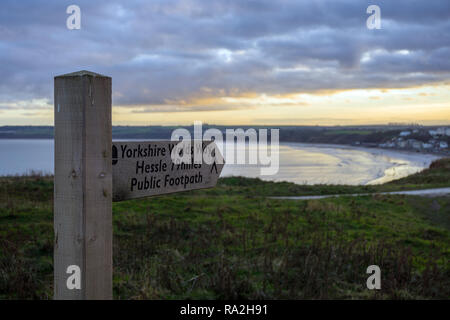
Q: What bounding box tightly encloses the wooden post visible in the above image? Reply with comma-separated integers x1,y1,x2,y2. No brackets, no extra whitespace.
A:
54,71,112,299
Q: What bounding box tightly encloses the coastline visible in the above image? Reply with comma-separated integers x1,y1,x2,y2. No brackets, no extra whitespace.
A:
282,141,448,158
281,142,443,185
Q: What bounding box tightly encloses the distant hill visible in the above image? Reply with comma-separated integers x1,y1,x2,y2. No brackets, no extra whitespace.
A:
0,125,448,147
0,126,53,139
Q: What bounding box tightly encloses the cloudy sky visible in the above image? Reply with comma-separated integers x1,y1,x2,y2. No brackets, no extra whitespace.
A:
0,0,449,125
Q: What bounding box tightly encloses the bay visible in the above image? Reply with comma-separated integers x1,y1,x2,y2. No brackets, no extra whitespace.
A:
0,139,441,185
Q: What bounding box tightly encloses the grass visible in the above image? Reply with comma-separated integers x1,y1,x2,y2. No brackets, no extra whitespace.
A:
0,159,449,299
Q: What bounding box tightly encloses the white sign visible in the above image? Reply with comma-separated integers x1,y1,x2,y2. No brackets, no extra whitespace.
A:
112,140,224,201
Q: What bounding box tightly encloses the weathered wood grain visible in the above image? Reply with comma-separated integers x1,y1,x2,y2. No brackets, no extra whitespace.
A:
54,71,112,299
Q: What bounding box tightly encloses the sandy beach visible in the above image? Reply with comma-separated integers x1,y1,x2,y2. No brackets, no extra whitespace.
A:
220,142,443,185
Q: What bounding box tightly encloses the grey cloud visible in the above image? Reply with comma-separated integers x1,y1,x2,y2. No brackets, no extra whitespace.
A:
130,104,246,113
0,0,449,109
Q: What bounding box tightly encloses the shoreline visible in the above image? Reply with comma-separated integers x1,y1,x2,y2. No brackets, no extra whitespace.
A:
273,142,443,185
282,141,448,158
270,187,450,200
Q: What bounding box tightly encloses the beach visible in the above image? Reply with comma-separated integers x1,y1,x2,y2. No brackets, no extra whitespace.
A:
219,142,442,185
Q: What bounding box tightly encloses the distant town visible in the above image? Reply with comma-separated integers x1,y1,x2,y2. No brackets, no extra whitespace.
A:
376,127,449,154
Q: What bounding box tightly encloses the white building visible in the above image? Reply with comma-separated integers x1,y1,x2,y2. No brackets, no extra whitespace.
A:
422,143,433,149
400,131,411,137
436,128,446,135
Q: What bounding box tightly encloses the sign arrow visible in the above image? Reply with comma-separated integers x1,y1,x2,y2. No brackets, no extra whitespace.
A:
210,161,218,174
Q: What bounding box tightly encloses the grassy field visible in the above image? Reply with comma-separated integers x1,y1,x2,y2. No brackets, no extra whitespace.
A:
0,159,449,299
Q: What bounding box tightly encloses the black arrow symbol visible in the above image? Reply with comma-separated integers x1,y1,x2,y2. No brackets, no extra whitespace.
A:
210,161,218,174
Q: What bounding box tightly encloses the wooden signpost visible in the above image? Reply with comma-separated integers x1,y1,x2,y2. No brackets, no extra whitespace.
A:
54,71,224,300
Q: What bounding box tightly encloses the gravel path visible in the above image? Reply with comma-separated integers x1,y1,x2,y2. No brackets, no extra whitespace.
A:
270,187,450,200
